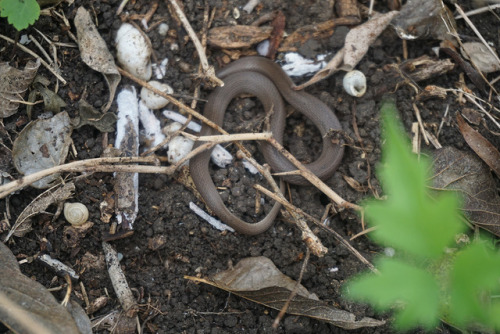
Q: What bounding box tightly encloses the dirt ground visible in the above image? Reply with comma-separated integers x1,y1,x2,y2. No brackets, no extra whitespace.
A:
1,0,500,333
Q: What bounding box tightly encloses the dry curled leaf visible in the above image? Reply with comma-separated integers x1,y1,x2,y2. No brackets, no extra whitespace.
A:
33,82,67,114
75,99,117,132
0,59,40,118
12,111,73,189
461,42,500,74
208,25,272,49
392,0,457,41
186,257,385,329
432,146,500,236
4,182,75,241
456,114,500,178
74,6,121,112
0,242,82,334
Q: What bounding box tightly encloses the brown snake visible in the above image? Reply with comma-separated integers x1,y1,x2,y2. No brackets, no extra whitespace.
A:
189,56,344,235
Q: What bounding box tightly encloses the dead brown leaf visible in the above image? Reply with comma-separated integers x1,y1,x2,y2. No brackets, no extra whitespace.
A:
0,242,82,334
74,7,121,112
456,113,500,178
432,146,500,236
0,59,40,118
186,257,385,329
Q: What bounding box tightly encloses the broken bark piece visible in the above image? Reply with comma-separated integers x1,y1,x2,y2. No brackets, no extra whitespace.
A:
266,11,285,60
335,0,361,20
441,47,487,93
208,25,272,49
102,241,138,315
279,17,358,52
375,55,454,96
114,87,139,230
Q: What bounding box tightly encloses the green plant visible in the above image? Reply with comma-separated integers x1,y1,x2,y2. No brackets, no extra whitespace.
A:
344,100,500,331
0,0,40,31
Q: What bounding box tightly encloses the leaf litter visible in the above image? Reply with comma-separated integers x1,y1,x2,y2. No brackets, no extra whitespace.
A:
0,241,87,334
0,59,40,118
12,111,73,189
186,257,385,330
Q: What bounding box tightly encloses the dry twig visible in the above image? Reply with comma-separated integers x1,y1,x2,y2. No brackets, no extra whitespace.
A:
167,0,223,87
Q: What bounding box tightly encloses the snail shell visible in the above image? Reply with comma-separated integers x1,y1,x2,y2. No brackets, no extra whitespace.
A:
64,202,89,226
343,70,367,97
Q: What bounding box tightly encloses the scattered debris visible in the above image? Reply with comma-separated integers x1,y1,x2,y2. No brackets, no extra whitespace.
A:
461,42,500,74
456,114,500,178
297,11,399,89
163,110,233,168
37,253,80,280
208,25,272,49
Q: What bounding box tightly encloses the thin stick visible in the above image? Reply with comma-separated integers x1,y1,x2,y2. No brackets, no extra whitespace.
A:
182,131,272,143
454,4,500,94
255,184,376,272
266,137,360,210
0,156,157,199
455,3,500,19
272,248,310,328
0,33,67,84
167,0,223,87
241,152,327,256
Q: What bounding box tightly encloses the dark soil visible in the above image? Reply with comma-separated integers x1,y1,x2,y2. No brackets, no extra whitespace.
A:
1,0,499,333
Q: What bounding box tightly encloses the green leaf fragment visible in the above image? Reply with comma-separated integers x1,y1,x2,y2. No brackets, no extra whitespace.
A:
365,100,464,259
0,0,40,31
348,258,440,330
345,99,500,331
449,240,500,329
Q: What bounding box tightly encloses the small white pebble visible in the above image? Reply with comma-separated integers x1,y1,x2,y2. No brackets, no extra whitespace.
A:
257,40,270,56
167,135,194,165
116,23,152,81
384,247,395,257
158,23,169,36
141,80,173,109
329,267,339,273
170,43,179,51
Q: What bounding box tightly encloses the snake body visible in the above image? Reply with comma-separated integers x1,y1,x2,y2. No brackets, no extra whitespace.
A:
189,56,344,235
